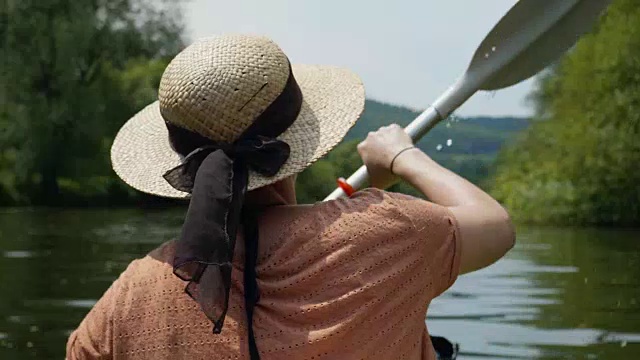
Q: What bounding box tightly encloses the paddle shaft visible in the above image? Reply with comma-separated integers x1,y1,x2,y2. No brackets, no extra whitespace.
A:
324,75,479,201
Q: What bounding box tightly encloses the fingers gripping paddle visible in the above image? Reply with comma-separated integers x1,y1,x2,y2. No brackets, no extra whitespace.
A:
325,0,612,201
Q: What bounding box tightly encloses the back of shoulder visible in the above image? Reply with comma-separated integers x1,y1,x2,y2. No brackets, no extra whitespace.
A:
329,188,457,231
114,241,182,305
322,188,461,296
321,188,459,250
66,241,188,358
381,190,459,233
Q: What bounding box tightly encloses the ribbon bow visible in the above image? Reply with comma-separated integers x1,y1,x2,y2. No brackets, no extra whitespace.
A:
163,136,290,193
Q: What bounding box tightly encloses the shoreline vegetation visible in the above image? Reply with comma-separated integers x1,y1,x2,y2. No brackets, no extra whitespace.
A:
489,0,640,227
1,0,637,226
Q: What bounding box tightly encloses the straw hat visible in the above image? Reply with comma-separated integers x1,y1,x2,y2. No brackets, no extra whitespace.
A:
110,34,365,198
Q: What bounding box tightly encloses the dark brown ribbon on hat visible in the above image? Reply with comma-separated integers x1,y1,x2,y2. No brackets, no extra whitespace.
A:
163,64,302,360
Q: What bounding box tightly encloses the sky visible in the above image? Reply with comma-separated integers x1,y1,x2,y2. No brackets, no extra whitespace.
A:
185,0,537,117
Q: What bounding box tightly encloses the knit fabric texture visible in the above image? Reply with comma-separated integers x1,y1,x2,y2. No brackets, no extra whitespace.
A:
66,189,461,359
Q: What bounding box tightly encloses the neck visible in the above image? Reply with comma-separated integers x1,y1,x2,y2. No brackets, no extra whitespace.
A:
244,176,297,209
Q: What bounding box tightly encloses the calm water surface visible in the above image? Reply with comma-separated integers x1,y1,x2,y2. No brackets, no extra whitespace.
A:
0,208,638,359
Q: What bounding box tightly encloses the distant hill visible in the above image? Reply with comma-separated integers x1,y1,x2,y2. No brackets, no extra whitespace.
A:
338,99,530,189
296,99,530,203
347,99,529,156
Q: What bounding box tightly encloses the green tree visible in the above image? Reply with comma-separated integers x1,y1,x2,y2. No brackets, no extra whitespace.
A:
0,0,184,205
491,0,640,226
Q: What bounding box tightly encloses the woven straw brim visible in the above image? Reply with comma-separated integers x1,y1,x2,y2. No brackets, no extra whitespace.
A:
111,64,365,199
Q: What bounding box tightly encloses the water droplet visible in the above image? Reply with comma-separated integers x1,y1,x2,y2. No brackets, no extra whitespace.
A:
446,139,453,147
436,144,443,151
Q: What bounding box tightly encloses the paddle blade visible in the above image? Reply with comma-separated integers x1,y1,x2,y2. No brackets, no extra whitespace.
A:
469,0,612,91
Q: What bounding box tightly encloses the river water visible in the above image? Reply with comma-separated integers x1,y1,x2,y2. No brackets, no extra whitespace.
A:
0,208,638,359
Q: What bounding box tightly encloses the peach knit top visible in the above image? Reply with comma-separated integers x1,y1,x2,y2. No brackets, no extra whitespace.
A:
66,189,461,359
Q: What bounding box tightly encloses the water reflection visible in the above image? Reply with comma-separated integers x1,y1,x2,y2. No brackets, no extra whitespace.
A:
430,226,640,359
0,209,639,359
0,208,183,359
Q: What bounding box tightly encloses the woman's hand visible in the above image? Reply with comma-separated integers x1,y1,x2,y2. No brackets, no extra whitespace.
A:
356,124,415,189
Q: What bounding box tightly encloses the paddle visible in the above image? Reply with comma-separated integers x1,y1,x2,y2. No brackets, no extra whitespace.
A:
325,0,612,201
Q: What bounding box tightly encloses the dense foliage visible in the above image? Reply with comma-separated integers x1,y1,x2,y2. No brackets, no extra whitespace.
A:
0,0,184,205
490,0,640,226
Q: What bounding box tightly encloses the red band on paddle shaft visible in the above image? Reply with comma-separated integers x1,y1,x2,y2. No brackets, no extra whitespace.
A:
337,178,355,197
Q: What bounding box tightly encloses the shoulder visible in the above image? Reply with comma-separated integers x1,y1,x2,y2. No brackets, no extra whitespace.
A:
76,239,180,325
322,188,460,260
124,240,177,278
112,240,183,302
309,189,461,298
66,240,195,358
312,188,455,246
323,188,455,224
320,188,394,215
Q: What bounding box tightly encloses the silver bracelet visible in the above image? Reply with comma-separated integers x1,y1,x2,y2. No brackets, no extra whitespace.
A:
389,146,417,174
